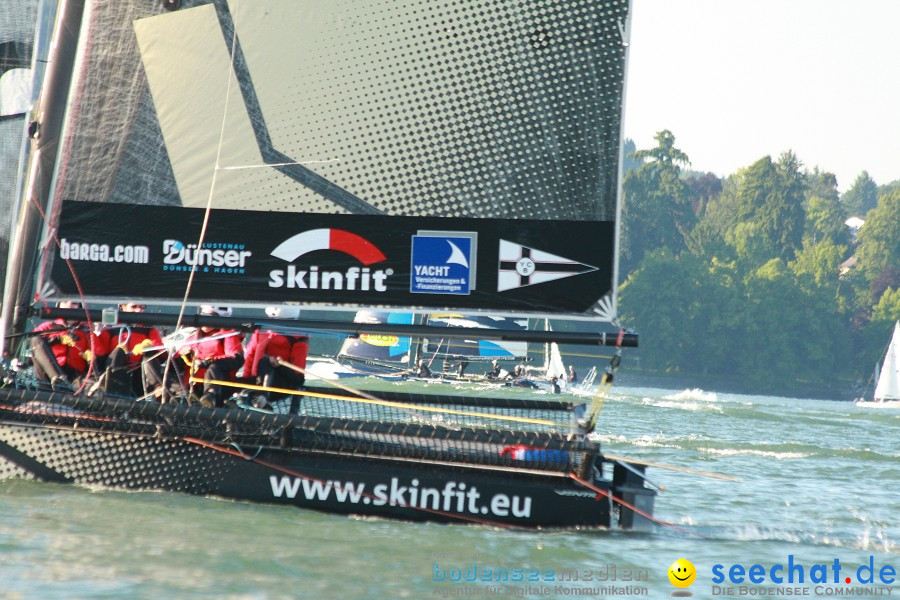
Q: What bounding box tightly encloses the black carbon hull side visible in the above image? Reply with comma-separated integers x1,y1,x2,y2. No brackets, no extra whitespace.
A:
0,388,654,529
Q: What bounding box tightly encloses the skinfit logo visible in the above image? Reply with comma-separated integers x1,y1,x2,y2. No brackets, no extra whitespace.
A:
268,228,393,292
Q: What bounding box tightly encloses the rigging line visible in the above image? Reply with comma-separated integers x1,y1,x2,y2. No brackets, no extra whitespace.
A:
426,339,445,367
566,473,708,539
159,0,244,391
209,0,381,215
584,330,625,433
23,201,98,395
206,374,439,426
195,377,568,429
3,325,70,340
601,454,739,482
272,359,451,425
216,159,341,170
608,459,665,492
182,437,522,529
143,329,242,354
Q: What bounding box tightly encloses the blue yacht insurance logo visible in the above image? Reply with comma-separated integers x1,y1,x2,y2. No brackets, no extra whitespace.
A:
410,232,476,295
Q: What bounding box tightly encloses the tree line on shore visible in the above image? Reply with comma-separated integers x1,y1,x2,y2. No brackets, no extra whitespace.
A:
616,130,899,397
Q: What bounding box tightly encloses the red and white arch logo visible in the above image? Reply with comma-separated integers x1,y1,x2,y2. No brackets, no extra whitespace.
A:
268,228,393,292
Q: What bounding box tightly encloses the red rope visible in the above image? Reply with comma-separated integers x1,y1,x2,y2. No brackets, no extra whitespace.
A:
567,472,708,539
27,199,97,395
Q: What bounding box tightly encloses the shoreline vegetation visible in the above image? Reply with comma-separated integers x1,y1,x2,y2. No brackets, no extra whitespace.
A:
615,368,852,402
616,131,899,399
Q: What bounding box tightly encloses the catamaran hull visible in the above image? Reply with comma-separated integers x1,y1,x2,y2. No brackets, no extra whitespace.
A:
0,409,653,530
854,400,900,409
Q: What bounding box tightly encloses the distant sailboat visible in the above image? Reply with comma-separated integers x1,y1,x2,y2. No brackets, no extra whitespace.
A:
856,321,900,408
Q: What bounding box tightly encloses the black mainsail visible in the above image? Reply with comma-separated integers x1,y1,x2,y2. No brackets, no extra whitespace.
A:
11,0,628,322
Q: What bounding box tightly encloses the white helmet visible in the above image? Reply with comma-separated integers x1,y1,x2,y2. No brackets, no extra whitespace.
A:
265,306,300,319
200,305,232,317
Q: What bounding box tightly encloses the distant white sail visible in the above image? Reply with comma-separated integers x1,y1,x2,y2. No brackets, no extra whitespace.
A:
873,321,900,402
0,68,32,116
546,342,566,381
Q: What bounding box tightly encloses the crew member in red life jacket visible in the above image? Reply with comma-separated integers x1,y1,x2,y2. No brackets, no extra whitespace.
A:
31,301,110,389
100,303,165,397
242,306,308,412
177,305,244,408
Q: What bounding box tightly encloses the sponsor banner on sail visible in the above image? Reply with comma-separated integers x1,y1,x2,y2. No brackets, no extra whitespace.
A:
49,202,614,315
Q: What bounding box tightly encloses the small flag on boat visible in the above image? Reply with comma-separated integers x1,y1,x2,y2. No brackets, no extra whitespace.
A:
497,240,597,292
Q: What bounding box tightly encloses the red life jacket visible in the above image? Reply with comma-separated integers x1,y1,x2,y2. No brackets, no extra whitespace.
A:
177,328,243,379
107,325,163,364
243,330,308,377
35,320,111,373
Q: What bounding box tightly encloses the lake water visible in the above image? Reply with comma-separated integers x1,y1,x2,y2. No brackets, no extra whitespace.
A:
0,385,896,599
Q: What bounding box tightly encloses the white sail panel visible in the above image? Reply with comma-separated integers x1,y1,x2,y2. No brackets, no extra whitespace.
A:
546,342,567,381
873,322,900,402
0,67,31,116
134,6,327,211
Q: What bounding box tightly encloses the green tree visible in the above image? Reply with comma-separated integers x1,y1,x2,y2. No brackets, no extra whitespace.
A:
871,288,900,322
618,249,741,375
725,221,773,270
804,194,849,247
841,171,878,218
769,152,808,259
622,138,639,173
789,238,847,290
618,250,696,370
807,168,840,205
616,142,880,395
684,172,723,218
878,179,900,198
854,189,900,301
737,259,849,385
700,154,807,265
620,131,695,274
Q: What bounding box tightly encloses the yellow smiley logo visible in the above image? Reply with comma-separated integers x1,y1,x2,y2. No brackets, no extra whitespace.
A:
668,558,697,588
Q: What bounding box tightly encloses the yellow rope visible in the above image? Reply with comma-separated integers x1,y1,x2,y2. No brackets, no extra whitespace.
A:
602,454,739,481
192,377,567,428
586,373,614,432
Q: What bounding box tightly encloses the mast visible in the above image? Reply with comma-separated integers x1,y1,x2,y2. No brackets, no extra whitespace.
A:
0,0,84,356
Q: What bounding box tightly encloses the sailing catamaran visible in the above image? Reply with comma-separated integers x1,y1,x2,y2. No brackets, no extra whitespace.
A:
855,321,900,408
329,312,531,377
0,0,658,529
